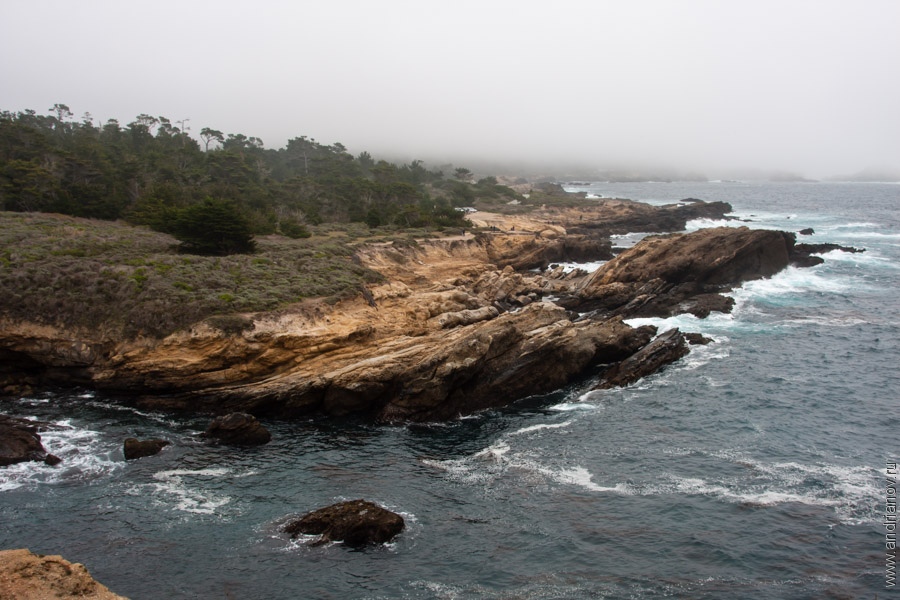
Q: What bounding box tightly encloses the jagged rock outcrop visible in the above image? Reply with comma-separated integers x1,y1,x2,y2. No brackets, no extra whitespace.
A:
789,242,865,267
565,227,795,318
143,303,655,422
595,328,690,389
0,415,60,466
201,413,271,445
123,438,170,460
0,549,127,599
490,235,614,270
684,332,713,345
543,199,734,237
584,227,794,288
284,500,405,546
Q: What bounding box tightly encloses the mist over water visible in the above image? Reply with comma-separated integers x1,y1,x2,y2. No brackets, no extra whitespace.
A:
1,182,897,598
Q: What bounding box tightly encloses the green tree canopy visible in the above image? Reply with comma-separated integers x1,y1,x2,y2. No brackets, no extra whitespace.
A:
170,197,256,255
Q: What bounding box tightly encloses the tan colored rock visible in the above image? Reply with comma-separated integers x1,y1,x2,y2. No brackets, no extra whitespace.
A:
0,549,128,599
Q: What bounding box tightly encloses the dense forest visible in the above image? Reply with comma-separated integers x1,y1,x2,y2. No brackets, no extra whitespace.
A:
0,104,527,253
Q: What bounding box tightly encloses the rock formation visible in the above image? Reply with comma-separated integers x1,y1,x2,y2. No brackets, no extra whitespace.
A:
790,242,865,268
122,438,170,460
201,412,271,445
284,499,405,546
595,328,690,389
0,549,127,599
0,200,856,424
565,227,796,318
0,415,60,466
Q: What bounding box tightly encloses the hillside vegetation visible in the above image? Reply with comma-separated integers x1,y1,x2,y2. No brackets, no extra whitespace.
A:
0,105,600,338
0,211,386,338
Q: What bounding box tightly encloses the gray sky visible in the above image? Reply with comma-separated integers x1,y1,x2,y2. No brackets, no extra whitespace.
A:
3,0,899,177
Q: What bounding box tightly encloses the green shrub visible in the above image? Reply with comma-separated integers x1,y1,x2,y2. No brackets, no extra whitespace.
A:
170,198,257,255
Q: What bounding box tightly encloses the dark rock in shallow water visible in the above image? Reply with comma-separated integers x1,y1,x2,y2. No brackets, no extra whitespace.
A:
202,412,271,445
0,415,53,466
789,242,865,268
799,227,815,235
284,499,405,546
684,332,713,345
123,437,170,460
677,293,736,319
43,454,62,466
595,328,690,389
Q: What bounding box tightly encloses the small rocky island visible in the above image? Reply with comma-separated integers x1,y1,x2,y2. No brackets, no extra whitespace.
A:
0,197,856,424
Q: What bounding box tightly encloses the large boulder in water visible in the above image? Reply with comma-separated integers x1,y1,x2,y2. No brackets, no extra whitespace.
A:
0,415,60,466
201,412,271,446
123,437,170,460
284,499,405,546
0,548,127,599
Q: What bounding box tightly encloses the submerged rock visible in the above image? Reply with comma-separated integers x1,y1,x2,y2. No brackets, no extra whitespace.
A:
284,499,405,546
123,438,170,460
0,548,128,599
201,412,271,446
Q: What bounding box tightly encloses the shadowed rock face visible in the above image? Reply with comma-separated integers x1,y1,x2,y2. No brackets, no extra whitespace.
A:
595,328,690,389
284,500,405,546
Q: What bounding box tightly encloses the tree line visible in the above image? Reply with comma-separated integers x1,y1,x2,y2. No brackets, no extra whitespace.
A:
0,104,523,253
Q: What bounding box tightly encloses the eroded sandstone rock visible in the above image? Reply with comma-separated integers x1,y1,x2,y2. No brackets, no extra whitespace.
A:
0,549,127,599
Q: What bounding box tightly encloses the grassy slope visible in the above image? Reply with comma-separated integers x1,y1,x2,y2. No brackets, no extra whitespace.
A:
0,212,385,339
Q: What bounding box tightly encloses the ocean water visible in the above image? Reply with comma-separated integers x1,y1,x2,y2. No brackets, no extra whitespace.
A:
1,181,898,599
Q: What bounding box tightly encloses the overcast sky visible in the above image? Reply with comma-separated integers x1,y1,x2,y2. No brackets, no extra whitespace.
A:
3,0,899,177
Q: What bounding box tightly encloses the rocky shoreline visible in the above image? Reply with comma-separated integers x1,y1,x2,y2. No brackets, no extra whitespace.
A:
0,197,866,590
0,198,862,426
